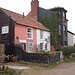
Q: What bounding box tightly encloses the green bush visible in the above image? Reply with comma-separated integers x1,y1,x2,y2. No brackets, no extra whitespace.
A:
37,50,52,53
60,46,75,58
48,53,54,58
55,47,61,51
0,65,14,75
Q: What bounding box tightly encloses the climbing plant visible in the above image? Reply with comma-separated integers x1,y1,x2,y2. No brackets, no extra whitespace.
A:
40,12,60,48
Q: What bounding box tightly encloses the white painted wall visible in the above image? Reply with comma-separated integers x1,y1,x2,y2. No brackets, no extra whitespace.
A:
37,29,51,51
73,35,75,45
67,32,75,46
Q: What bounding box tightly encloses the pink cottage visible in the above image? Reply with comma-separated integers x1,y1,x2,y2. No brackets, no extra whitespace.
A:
0,7,51,54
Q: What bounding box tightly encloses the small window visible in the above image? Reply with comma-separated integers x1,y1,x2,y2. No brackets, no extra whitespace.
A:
40,30,43,39
63,25,66,36
40,43,43,50
27,27,33,39
2,26,9,34
28,42,33,52
45,43,47,50
63,11,66,21
59,25,61,35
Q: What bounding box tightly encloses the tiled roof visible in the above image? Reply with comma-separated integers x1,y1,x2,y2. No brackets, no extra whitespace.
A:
27,11,31,18
0,7,50,31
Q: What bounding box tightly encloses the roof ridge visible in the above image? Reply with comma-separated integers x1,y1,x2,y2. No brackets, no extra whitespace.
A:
0,7,22,16
26,16,50,31
0,7,50,31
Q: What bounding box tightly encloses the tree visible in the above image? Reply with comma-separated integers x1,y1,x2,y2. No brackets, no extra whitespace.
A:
40,12,60,48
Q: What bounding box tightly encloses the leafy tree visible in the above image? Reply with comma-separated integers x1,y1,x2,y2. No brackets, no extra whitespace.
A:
40,12,60,48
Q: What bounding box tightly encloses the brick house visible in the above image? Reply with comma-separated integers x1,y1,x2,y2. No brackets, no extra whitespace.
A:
0,7,51,55
27,0,68,47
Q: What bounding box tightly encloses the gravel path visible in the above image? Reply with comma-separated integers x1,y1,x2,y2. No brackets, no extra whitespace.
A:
20,62,75,75
3,62,75,75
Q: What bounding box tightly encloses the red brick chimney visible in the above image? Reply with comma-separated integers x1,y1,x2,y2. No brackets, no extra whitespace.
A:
31,0,39,21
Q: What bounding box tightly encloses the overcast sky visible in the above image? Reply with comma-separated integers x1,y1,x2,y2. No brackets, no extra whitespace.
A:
0,0,75,33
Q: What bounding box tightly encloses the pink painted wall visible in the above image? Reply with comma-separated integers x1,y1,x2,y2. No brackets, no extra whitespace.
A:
15,24,37,53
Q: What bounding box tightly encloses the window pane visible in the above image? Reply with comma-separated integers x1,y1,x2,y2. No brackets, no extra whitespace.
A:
40,30,43,39
59,25,61,35
28,42,33,52
27,27,32,39
45,43,47,50
27,28,31,32
40,43,43,50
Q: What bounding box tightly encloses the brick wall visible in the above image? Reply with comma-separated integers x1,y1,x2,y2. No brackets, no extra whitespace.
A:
31,0,39,21
0,44,5,64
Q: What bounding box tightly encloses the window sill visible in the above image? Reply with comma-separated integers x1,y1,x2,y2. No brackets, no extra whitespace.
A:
27,38,33,40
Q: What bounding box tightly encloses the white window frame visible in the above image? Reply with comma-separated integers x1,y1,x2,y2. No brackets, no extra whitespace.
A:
2,26,9,34
45,43,47,50
40,30,43,39
40,43,43,50
28,42,33,52
27,27,33,39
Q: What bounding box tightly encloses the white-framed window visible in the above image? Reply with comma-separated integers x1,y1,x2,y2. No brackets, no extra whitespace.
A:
40,43,43,50
2,26,9,34
27,27,33,39
40,30,43,39
45,43,47,50
28,42,33,52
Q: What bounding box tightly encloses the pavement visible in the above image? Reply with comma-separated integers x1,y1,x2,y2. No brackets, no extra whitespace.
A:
1,65,30,70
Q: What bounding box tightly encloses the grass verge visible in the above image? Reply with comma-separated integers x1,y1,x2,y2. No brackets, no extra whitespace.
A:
64,57,75,63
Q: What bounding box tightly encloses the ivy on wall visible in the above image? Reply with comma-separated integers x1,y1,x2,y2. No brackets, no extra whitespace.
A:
40,12,60,48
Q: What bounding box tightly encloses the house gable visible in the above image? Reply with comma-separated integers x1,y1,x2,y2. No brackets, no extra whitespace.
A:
0,8,15,55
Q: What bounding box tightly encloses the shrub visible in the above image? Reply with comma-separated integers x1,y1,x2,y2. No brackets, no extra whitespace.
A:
60,46,75,58
37,50,52,53
0,65,14,75
48,53,54,58
55,47,61,51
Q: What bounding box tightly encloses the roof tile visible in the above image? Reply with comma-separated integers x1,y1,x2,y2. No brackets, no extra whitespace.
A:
0,7,50,31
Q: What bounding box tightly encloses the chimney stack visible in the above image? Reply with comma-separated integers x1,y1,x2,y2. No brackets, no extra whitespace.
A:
23,12,24,18
31,0,39,21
